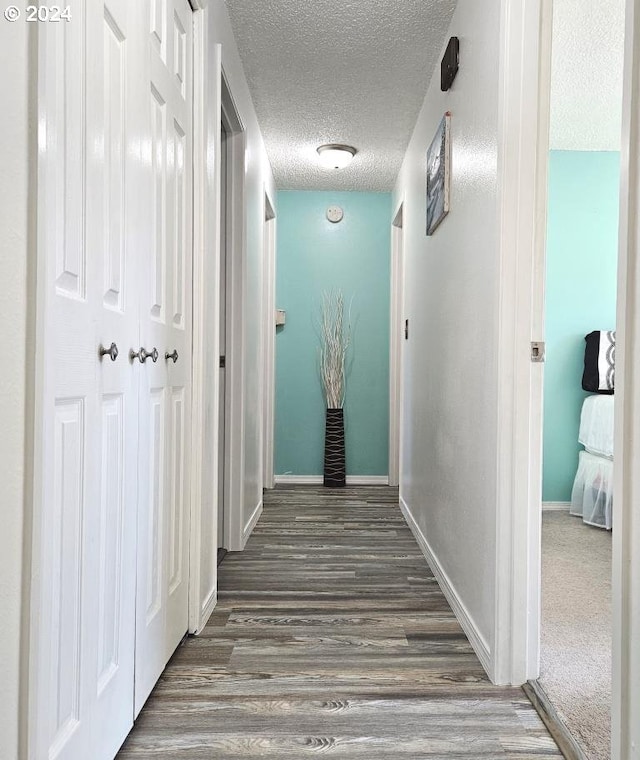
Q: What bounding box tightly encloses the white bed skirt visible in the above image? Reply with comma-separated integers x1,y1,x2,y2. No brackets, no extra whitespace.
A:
570,450,613,530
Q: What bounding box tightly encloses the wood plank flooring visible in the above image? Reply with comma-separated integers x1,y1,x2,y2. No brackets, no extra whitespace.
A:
118,486,561,759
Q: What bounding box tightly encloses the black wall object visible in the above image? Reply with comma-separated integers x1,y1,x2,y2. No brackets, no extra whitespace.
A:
324,408,346,488
441,37,460,92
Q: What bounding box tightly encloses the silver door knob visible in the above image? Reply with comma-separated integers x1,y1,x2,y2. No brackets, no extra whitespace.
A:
165,349,179,363
99,342,119,362
130,346,159,364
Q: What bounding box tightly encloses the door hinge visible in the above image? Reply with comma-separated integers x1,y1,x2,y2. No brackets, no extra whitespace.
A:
219,355,226,368
531,341,545,363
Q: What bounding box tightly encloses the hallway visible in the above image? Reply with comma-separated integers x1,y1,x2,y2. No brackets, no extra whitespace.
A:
118,486,560,758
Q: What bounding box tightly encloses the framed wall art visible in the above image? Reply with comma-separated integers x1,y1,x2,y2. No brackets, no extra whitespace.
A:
426,112,451,235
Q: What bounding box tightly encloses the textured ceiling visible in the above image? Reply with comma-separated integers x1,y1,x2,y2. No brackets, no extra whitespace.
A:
550,0,625,151
224,0,457,190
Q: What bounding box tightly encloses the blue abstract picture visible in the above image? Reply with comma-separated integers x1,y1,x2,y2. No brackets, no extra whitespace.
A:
426,113,451,235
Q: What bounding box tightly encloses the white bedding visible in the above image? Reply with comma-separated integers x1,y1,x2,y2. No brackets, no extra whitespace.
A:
579,395,615,458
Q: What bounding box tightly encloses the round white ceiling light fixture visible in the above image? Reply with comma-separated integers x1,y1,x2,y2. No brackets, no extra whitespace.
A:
317,144,357,170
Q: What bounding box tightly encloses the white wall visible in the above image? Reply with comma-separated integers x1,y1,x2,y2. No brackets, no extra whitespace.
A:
205,1,276,546
393,0,500,667
0,16,32,759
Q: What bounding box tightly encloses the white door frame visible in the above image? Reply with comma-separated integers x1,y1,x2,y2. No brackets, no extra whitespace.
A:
220,69,247,552
389,200,404,488
493,0,552,687
262,192,276,490
28,21,52,753
501,0,640,755
612,0,640,753
188,1,218,634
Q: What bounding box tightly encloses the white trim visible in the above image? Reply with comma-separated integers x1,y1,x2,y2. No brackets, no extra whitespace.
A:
274,475,390,486
28,20,50,757
243,500,263,544
188,1,203,634
196,589,217,635
262,191,276,491
400,497,492,676
542,501,571,512
274,475,323,485
389,199,404,489
346,476,390,486
612,0,640,755
493,0,551,687
220,69,247,553
188,6,217,635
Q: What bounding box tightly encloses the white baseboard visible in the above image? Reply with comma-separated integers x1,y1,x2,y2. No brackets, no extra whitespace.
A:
193,589,217,635
542,501,571,511
243,499,263,545
274,475,389,486
274,475,323,485
399,496,492,678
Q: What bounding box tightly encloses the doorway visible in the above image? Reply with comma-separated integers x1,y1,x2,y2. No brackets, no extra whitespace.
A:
526,0,626,759
389,202,404,488
533,2,623,756
262,194,276,490
217,71,246,554
217,117,229,558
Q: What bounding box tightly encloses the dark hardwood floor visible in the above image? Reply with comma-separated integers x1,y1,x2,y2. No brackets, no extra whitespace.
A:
118,485,561,758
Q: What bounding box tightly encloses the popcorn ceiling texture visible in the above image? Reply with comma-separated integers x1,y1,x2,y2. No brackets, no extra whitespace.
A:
224,0,456,190
550,0,624,151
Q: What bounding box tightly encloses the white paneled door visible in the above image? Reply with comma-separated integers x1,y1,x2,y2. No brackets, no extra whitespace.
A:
134,0,193,714
34,1,143,758
33,0,193,756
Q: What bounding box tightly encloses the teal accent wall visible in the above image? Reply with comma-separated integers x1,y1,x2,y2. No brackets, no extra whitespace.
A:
275,191,391,476
543,151,619,501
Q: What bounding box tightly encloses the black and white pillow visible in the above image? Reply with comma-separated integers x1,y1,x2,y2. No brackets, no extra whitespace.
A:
582,330,615,394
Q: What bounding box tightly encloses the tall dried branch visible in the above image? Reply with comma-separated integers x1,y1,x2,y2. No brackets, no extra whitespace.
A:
319,290,351,409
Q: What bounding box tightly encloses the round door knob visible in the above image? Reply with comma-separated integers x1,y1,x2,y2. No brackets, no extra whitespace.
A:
129,346,159,364
165,349,179,364
99,342,119,362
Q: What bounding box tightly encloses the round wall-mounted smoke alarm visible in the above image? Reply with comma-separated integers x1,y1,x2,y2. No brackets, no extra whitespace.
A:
326,205,344,223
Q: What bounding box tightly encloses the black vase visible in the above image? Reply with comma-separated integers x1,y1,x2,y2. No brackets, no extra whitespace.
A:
324,408,346,487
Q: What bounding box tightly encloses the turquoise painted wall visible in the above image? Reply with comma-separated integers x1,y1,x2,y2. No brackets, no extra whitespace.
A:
275,191,391,476
543,151,619,501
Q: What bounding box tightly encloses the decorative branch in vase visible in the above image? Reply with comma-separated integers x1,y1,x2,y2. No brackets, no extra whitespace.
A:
319,290,351,487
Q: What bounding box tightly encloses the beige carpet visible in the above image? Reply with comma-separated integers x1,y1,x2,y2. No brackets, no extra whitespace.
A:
540,511,612,759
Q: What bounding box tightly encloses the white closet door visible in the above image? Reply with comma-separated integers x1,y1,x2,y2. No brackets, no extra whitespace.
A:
33,0,144,758
135,0,193,713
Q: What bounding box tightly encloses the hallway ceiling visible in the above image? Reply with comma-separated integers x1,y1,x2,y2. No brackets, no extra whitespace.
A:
224,0,457,191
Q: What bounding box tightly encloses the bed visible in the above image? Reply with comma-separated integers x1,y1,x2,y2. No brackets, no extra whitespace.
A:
570,392,614,530
570,332,615,529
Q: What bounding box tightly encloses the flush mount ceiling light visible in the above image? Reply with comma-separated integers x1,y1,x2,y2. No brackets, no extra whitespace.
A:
317,144,357,170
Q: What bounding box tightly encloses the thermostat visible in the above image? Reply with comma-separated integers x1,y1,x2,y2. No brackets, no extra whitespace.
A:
326,205,344,223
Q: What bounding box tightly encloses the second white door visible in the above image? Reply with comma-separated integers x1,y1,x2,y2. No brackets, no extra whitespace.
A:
134,0,194,713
